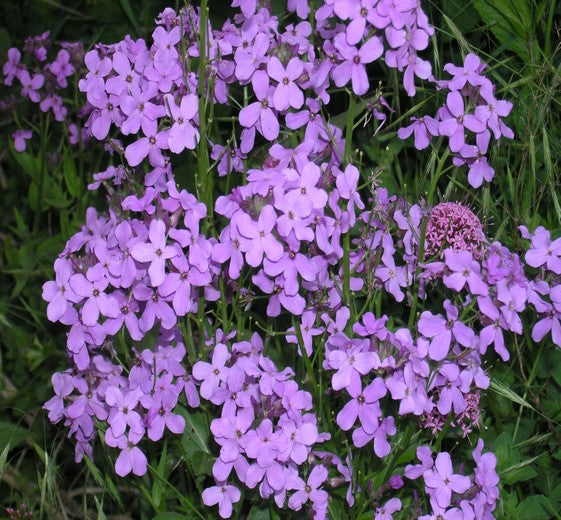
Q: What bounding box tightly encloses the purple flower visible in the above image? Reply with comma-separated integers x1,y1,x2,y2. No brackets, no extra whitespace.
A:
472,439,499,505
202,482,241,519
386,364,429,415
477,296,509,361
121,83,164,135
288,464,328,511
192,344,230,399
525,228,561,274
336,165,365,222
69,273,119,326
105,429,147,477
376,252,408,302
159,254,210,316
278,418,318,464
405,445,434,480
19,70,44,102
12,129,33,152
234,32,269,81
43,372,74,423
237,205,284,267
423,452,470,509
273,196,315,242
105,51,139,96
88,91,124,140
239,71,279,141
124,118,169,167
332,33,383,95
3,48,22,86
375,498,402,519
211,408,254,463
286,310,323,356
130,219,176,287
336,0,387,45
79,50,112,95
443,249,488,296
418,301,475,361
145,55,182,93
42,258,79,322
133,284,177,331
336,378,386,433
166,93,199,152
145,390,185,441
438,91,486,152
444,53,486,91
398,116,439,150
104,386,144,437
252,271,306,317
287,0,310,19
244,419,284,468
267,57,304,111
475,97,513,139
433,363,466,415
328,345,379,392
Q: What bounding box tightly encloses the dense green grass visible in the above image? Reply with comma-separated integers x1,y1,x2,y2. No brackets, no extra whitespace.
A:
0,0,560,518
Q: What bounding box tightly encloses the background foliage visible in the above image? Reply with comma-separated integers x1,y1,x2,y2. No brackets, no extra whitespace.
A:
0,0,560,518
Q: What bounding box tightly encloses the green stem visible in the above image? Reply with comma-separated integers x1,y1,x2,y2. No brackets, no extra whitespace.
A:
342,93,356,313
344,93,356,163
294,319,320,401
407,149,450,329
197,0,212,227
33,115,50,234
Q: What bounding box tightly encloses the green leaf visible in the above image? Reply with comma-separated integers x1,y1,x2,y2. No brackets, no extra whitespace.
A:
12,206,27,237
179,408,211,457
516,495,553,520
189,449,213,477
62,147,81,198
28,181,48,212
490,378,535,411
83,456,123,507
472,0,530,60
153,514,187,520
152,440,167,508
0,27,11,57
248,507,271,520
0,421,29,452
502,464,538,485
44,180,71,209
9,140,40,181
93,496,107,520
0,444,10,477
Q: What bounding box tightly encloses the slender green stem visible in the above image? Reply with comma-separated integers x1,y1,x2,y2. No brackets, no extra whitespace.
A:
33,114,50,234
544,0,557,57
342,93,356,313
197,0,212,226
344,93,356,163
294,319,320,401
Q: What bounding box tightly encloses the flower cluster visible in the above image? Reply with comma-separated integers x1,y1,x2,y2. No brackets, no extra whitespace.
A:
20,0,561,518
42,179,215,462
398,53,514,188
404,440,499,518
520,225,561,345
424,201,485,260
2,32,85,150
193,331,341,518
6,503,33,520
